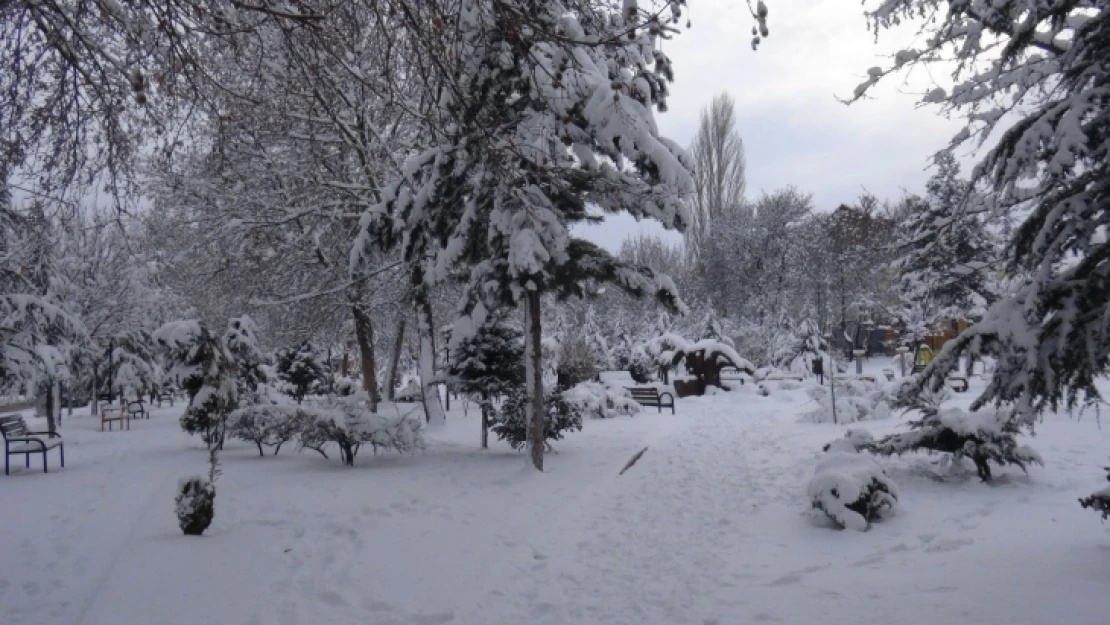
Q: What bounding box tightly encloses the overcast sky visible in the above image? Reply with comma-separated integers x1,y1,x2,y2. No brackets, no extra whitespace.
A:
576,0,967,252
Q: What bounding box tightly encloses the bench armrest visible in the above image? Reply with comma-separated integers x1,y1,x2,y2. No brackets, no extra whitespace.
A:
658,392,675,404
5,437,46,450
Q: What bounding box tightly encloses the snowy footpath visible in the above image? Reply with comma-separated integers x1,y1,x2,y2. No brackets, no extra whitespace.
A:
2,383,1109,625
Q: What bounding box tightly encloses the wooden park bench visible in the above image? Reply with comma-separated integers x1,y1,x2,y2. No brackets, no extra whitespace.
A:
1,414,64,475
157,391,175,407
720,367,748,385
127,400,149,420
101,405,130,431
765,373,804,383
625,387,675,415
946,375,970,393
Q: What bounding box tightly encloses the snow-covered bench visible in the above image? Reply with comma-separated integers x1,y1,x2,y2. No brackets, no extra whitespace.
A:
1,414,65,475
625,387,675,415
127,400,149,420
946,375,969,393
101,405,130,431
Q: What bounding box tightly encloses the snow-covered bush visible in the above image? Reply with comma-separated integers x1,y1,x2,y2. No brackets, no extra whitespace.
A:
274,342,328,403
298,395,424,466
564,381,641,419
490,389,583,452
175,476,216,536
870,402,1042,482
823,429,875,453
808,452,898,531
332,376,358,397
804,379,896,424
556,333,600,389
226,404,309,457
1078,462,1110,521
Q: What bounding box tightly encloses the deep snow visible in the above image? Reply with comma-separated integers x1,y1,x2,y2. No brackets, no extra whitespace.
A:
2,377,1108,625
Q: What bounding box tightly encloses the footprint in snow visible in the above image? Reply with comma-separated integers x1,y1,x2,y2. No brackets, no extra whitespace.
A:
923,537,974,553
766,564,829,586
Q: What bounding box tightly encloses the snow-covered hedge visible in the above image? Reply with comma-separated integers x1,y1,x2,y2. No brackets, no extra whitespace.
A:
226,404,309,457
298,395,424,465
564,381,641,419
804,379,898,424
808,452,898,531
870,405,1042,482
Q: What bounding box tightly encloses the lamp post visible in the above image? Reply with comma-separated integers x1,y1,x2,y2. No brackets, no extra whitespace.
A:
107,338,115,404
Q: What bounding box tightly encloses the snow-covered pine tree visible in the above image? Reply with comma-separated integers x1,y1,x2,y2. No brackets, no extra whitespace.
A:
700,310,735,348
355,0,766,469
155,320,238,448
894,154,995,346
869,389,1042,482
852,1,1110,422
445,319,526,448
224,316,268,406
275,342,327,404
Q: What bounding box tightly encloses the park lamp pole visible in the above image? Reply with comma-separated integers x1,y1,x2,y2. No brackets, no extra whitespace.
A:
825,332,837,425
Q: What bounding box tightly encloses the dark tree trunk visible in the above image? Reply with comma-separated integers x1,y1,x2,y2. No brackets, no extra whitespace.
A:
481,402,489,450
352,305,380,413
525,291,545,471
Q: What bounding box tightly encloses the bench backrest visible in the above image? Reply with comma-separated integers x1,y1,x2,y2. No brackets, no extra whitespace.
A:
127,401,144,414
0,414,29,439
627,388,660,402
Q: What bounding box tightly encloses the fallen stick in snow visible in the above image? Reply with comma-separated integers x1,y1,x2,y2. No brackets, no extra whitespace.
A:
619,447,649,476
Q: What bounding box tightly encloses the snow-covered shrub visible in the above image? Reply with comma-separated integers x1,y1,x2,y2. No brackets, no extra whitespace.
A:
563,381,641,419
490,389,583,451
175,476,215,536
804,379,896,424
298,395,424,466
332,376,358,397
274,342,328,403
556,334,599,389
870,402,1042,482
808,453,898,531
227,404,309,456
1078,462,1110,520
823,429,875,453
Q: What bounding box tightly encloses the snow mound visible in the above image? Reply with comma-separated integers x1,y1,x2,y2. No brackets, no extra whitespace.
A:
808,452,898,531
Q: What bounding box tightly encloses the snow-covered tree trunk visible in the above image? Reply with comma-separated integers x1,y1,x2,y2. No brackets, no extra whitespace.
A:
525,291,545,471
352,306,380,413
385,314,406,402
413,275,445,426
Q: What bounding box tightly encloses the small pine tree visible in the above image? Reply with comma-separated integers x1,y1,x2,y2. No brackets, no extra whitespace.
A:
490,388,583,452
700,310,735,348
155,320,238,448
223,316,268,405
446,321,526,448
275,342,327,403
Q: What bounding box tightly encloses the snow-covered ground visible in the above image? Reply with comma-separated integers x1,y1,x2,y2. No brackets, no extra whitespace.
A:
2,376,1109,625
